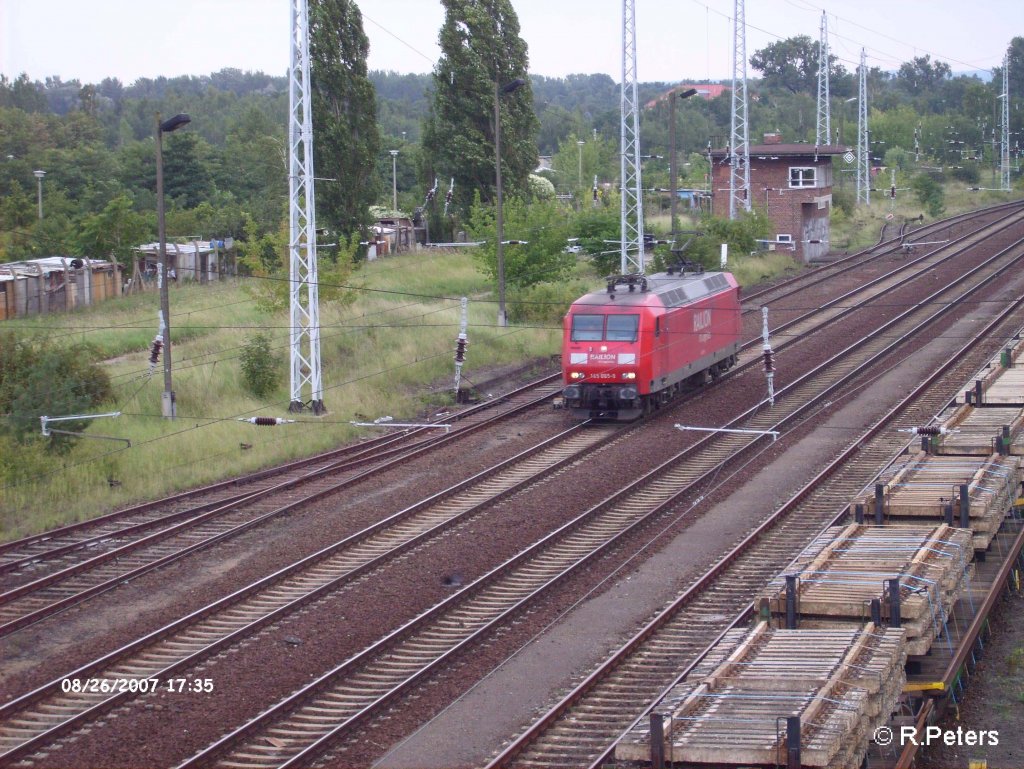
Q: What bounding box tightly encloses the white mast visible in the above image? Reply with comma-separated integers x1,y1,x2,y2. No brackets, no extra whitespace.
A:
620,0,645,274
815,11,831,147
288,0,324,414
728,0,750,218
856,48,870,206
1001,52,1011,192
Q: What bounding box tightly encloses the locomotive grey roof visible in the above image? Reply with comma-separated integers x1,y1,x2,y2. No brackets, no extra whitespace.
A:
573,270,732,308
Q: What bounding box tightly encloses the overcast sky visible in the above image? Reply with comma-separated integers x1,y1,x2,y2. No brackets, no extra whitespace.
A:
2,0,1019,86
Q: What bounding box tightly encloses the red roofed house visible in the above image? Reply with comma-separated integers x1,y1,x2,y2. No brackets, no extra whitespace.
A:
645,83,730,109
709,133,851,262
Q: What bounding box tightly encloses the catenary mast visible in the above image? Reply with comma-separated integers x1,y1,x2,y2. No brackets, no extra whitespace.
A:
816,11,831,147
856,48,870,206
288,0,324,414
728,0,750,218
620,0,645,274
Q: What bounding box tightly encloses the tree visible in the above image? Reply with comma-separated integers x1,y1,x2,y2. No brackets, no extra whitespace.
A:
163,130,212,208
466,192,573,291
911,173,945,218
896,55,952,96
750,36,845,95
309,0,381,237
421,0,539,216
0,332,112,452
77,193,151,266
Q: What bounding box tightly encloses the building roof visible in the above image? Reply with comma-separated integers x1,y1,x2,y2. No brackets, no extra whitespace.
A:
135,239,233,256
710,143,851,159
0,256,116,278
645,84,730,108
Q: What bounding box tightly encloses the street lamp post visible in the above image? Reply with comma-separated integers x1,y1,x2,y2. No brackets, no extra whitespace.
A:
155,112,191,419
33,169,45,219
494,77,526,328
390,150,399,211
390,149,400,252
669,88,698,238
576,140,585,187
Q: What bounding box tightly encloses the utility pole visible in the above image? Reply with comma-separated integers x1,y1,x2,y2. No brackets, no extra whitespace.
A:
577,140,585,188
155,112,191,419
815,11,831,147
856,48,870,206
728,0,750,219
33,169,45,220
620,0,645,274
670,88,698,238
1000,52,1011,192
390,149,399,211
288,0,324,414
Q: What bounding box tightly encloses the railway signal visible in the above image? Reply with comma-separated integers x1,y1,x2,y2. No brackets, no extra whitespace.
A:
761,306,775,407
454,297,469,402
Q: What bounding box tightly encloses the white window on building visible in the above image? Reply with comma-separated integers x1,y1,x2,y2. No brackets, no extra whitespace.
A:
777,234,793,243
789,166,817,188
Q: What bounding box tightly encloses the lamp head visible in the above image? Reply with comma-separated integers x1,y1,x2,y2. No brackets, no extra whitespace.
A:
500,78,527,95
160,113,191,133
678,88,698,100
33,169,46,180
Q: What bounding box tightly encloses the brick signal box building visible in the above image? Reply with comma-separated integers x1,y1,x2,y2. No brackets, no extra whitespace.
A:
709,134,850,262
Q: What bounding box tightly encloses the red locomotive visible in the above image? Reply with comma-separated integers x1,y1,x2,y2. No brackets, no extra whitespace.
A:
561,268,742,419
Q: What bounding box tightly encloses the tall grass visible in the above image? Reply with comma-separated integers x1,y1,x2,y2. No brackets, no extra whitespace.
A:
0,250,560,539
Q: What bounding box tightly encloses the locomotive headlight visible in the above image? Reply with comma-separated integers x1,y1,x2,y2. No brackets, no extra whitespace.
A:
622,372,636,380
570,371,585,380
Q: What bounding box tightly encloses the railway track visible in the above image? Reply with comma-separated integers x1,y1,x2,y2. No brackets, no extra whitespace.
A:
740,199,1024,310
490,292,1024,769
159,224,1024,768
0,415,647,763
4,203,1020,767
733,205,1024,368
6,203,1019,640
0,376,563,635
0,373,562,581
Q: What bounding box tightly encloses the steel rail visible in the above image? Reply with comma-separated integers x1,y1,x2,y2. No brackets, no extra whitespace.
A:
494,276,1024,769
740,199,1024,307
173,233,1024,769
0,380,563,636
0,421,632,762
0,372,562,573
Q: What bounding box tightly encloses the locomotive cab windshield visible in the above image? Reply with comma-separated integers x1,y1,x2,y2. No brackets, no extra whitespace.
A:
570,314,639,342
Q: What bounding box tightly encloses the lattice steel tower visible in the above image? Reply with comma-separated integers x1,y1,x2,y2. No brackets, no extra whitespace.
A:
619,0,645,274
856,48,870,206
728,0,751,219
1001,52,1011,192
816,11,831,147
288,0,324,414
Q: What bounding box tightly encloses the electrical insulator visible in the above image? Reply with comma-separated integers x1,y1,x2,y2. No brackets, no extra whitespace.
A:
237,417,296,426
454,335,468,364
898,425,951,436
890,185,896,199
762,349,775,374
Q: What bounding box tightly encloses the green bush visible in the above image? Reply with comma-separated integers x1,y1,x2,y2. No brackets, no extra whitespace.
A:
239,333,279,398
508,280,593,326
0,332,112,452
911,173,946,217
